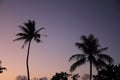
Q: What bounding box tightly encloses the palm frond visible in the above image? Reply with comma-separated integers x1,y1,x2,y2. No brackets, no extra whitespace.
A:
24,20,35,34
75,43,92,55
70,57,86,72
98,54,114,65
0,67,7,73
88,34,95,41
35,27,45,34
29,20,35,26
93,58,107,71
19,25,29,34
96,47,108,54
87,34,100,47
92,57,99,70
34,34,40,38
33,33,42,43
0,67,7,71
16,33,28,37
69,54,85,62
22,38,30,48
75,42,83,49
13,37,27,41
34,37,41,43
81,35,88,43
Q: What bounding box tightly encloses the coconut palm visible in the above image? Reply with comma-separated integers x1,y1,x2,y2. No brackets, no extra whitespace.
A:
69,34,114,80
14,20,45,80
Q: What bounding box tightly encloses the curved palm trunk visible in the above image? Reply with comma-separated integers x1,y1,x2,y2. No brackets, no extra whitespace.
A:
90,60,92,80
26,40,31,80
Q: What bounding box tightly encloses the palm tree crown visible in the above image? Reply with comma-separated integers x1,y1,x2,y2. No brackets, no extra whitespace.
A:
14,20,45,48
69,34,114,80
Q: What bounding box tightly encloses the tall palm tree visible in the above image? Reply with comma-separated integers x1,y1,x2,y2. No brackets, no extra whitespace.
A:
14,20,45,80
69,34,114,80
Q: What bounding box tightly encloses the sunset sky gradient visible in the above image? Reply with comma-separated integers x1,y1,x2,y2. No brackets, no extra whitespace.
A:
0,0,120,80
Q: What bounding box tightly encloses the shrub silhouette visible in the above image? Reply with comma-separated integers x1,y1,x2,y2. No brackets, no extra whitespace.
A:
51,72,71,80
93,64,120,80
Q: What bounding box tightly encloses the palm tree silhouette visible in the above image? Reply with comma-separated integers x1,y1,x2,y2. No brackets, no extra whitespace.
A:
14,20,45,80
71,74,80,80
69,34,114,80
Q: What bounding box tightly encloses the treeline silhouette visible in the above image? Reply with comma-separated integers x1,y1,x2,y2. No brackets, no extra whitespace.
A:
93,64,120,80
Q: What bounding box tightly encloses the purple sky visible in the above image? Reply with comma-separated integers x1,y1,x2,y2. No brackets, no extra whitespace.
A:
0,0,120,80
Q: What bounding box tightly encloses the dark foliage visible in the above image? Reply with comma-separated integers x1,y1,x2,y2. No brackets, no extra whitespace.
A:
51,72,71,80
93,64,120,80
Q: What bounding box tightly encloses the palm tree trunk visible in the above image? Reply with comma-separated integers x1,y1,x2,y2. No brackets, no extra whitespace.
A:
90,60,92,80
26,40,31,80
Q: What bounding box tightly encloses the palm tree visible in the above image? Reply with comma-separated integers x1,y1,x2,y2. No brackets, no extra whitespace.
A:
14,20,45,80
69,34,114,80
71,74,80,80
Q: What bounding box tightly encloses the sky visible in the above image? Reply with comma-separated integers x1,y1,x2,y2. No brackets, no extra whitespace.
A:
0,0,120,80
